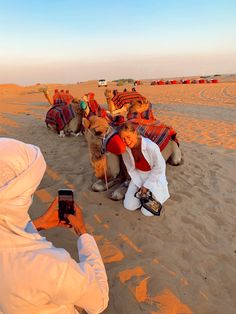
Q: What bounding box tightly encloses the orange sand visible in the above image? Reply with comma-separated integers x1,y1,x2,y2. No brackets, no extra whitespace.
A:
0,77,235,314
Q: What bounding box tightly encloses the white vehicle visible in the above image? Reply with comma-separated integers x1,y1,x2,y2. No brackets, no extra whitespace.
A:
98,79,107,87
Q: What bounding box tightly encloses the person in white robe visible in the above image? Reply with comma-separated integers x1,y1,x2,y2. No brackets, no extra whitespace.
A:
119,122,170,216
0,138,109,314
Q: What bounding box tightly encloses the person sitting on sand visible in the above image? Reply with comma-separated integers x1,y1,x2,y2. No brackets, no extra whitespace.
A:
118,122,169,216
0,138,109,314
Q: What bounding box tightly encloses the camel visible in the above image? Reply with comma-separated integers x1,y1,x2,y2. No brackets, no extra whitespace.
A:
84,116,182,201
45,99,83,137
40,88,84,137
104,89,148,116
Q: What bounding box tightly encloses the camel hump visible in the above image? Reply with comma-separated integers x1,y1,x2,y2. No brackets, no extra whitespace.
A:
112,91,146,109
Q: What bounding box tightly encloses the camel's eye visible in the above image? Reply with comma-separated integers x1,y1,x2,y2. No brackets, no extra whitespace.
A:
94,130,102,136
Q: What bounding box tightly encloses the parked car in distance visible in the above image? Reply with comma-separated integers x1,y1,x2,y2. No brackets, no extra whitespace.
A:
98,79,107,87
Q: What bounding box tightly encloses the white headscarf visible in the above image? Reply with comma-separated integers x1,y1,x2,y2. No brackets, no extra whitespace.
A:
0,138,46,241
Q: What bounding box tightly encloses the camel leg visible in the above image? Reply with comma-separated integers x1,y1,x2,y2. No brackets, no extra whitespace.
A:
162,140,182,165
70,132,83,137
59,130,66,138
168,141,182,165
47,123,58,134
161,141,173,161
92,177,121,192
109,180,129,201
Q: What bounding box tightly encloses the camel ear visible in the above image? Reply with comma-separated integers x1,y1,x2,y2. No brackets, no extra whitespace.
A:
82,117,90,130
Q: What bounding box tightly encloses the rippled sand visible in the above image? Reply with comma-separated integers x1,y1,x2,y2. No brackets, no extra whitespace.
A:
0,79,235,314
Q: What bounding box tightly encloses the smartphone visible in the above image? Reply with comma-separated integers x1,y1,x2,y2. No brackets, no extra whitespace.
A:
58,189,75,222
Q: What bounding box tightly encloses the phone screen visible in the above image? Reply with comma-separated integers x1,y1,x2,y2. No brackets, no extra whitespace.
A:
58,189,75,221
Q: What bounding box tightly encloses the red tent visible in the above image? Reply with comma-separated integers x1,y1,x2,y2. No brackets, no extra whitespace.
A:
211,79,218,83
183,80,191,84
171,80,177,84
158,80,165,85
198,79,205,84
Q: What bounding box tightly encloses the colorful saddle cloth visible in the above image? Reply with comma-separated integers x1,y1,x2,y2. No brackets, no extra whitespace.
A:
127,103,156,121
104,119,179,155
112,91,146,109
130,119,179,151
45,103,75,132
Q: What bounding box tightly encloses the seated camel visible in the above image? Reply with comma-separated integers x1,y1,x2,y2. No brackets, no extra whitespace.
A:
104,89,149,117
45,98,83,137
40,87,83,137
84,116,182,200
127,99,156,121
42,88,108,137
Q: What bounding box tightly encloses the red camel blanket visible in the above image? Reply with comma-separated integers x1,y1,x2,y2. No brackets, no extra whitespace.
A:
45,104,75,132
112,91,146,109
105,119,179,155
130,119,179,151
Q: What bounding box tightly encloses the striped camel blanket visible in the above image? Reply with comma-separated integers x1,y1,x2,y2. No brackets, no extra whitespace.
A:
112,91,146,109
45,103,75,132
130,118,179,151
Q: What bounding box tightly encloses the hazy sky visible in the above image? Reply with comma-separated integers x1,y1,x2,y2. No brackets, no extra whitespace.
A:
0,0,235,85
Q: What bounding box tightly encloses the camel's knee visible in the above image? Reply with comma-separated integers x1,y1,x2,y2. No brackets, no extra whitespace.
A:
109,180,129,201
168,142,182,165
92,179,107,192
92,178,119,192
59,130,65,137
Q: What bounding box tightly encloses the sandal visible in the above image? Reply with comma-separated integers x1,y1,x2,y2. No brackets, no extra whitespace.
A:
135,190,162,216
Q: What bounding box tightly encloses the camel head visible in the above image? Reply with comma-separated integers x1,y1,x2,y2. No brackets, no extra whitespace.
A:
104,89,112,99
84,116,110,137
62,98,84,134
71,98,84,115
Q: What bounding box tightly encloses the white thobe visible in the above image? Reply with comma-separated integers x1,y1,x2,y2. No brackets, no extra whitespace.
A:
0,222,109,314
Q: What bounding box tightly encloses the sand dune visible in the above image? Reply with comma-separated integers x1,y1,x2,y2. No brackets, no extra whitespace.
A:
0,79,235,314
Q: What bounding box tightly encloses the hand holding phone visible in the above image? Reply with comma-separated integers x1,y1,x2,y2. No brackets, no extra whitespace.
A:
65,203,87,236
58,189,75,222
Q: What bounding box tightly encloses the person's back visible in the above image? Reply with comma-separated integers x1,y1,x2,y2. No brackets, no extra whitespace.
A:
0,238,72,313
0,229,107,313
53,89,61,105
65,89,74,105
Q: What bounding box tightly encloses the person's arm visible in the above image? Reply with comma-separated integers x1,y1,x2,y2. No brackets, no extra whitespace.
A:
32,197,71,231
52,206,109,313
33,200,108,313
142,142,166,191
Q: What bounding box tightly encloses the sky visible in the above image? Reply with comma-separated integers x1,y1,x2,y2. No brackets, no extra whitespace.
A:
0,0,236,85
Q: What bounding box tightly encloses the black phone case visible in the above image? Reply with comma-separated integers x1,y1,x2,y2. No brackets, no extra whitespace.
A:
58,191,75,222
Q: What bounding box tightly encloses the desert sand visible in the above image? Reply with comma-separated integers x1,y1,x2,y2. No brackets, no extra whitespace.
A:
0,78,235,314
